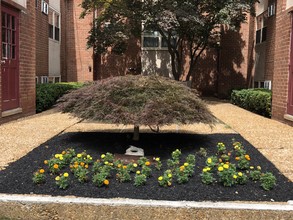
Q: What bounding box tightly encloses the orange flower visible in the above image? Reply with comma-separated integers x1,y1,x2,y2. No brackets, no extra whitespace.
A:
245,155,251,160
145,161,151,166
227,152,231,156
103,179,109,185
74,164,78,169
53,164,59,169
39,169,45,174
80,162,85,167
218,158,223,163
62,151,66,155
74,161,78,165
69,165,73,169
235,157,240,161
44,160,48,165
85,164,89,169
123,165,127,169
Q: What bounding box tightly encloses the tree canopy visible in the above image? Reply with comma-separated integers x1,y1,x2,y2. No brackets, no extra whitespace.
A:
57,75,216,127
80,0,257,81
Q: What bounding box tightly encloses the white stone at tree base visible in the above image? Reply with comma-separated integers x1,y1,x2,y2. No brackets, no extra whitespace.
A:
125,146,144,157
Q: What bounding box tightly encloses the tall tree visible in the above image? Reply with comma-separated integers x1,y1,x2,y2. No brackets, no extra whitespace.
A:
80,0,257,81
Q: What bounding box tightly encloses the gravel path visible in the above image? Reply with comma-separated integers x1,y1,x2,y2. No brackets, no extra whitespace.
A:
0,99,292,181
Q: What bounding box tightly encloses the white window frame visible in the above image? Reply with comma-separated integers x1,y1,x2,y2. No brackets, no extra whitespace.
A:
142,31,168,51
48,7,60,42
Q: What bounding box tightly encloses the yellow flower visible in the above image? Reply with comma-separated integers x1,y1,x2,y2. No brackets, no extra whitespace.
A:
184,162,189,167
59,156,63,161
63,172,69,177
158,176,163,181
145,161,151,166
136,171,141,175
101,154,105,159
203,168,208,172
257,166,261,170
104,161,109,165
123,165,127,169
250,166,254,170
207,158,212,164
155,157,160,162
53,164,59,169
62,151,66,155
117,164,122,168
55,154,59,158
180,166,185,171
233,175,238,179
103,179,109,185
206,167,211,171
44,160,48,165
55,176,60,181
77,154,82,158
168,173,172,178
223,164,229,169
238,172,243,177
87,155,91,158
39,169,45,174
218,166,224,172
133,163,138,168
167,181,172,186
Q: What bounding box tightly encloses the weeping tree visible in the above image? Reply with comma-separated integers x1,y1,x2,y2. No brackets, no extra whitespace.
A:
57,75,216,140
80,0,257,81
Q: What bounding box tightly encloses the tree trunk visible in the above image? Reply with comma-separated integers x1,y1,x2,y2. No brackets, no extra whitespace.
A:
133,125,140,141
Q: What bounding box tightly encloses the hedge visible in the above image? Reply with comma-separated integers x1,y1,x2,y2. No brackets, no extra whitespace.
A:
36,82,84,113
230,88,272,118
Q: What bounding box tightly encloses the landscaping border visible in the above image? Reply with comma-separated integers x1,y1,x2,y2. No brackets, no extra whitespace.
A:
0,194,292,220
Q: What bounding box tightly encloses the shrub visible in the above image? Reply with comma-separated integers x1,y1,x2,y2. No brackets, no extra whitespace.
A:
231,88,272,117
36,82,84,113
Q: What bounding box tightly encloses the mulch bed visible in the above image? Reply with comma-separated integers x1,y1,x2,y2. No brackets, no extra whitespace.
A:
0,132,292,202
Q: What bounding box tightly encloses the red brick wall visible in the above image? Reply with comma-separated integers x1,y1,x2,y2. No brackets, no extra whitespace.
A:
35,0,48,77
198,19,253,97
0,1,36,124
62,0,94,82
272,2,293,126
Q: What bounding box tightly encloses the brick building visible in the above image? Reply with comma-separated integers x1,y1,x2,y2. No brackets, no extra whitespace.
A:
0,0,36,124
253,0,293,126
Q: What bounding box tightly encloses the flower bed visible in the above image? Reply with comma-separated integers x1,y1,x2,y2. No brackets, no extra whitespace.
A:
0,132,292,202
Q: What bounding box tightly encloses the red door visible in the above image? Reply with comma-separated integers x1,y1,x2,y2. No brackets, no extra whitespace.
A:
1,6,19,111
288,19,293,115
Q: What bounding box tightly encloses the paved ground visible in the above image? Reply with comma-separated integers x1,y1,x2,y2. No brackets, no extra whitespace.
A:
0,99,292,181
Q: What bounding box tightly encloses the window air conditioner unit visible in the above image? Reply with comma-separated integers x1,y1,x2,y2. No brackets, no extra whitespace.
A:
264,80,272,90
41,0,49,15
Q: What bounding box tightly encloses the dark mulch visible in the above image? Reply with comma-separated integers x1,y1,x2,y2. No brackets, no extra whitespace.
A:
0,132,292,202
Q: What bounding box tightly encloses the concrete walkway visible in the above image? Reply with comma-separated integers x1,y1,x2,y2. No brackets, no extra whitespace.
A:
0,99,292,182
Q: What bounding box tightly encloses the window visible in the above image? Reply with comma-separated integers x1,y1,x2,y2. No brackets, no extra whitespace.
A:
142,31,176,50
48,8,60,41
256,11,267,44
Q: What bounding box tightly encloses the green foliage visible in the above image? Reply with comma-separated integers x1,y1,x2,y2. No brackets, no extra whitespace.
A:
200,168,215,185
217,164,237,187
231,89,272,117
260,172,277,191
58,75,216,126
32,170,45,184
36,82,84,113
158,170,173,187
55,173,70,189
134,174,147,187
250,170,262,181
